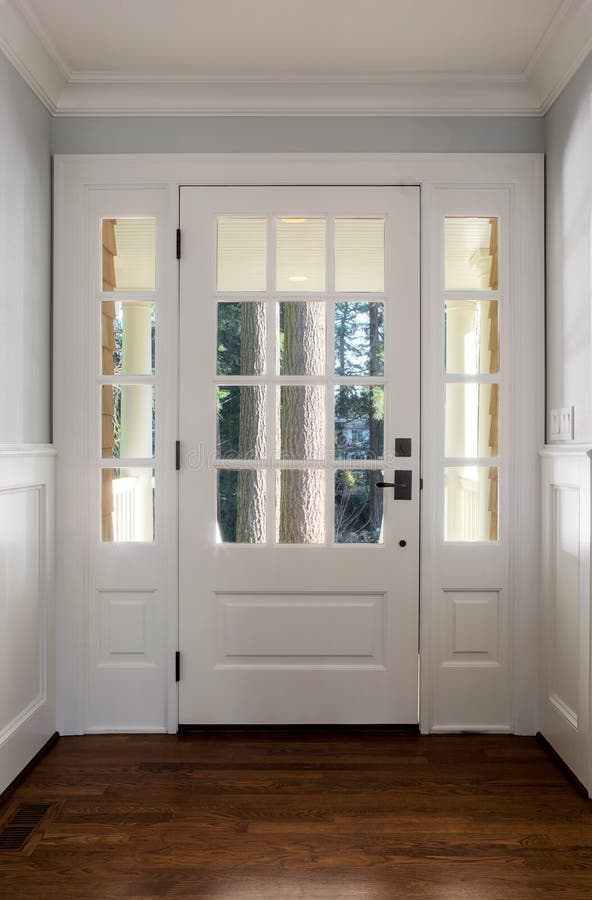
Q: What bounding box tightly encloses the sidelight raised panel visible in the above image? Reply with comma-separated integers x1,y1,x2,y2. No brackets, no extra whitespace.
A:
216,592,386,667
98,591,155,663
447,590,501,662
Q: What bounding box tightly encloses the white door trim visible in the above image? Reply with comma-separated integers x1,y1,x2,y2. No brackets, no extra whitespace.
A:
54,152,544,735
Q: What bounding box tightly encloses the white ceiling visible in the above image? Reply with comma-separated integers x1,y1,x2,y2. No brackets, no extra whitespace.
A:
1,0,592,115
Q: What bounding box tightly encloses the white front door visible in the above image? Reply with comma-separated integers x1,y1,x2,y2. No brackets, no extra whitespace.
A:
178,185,420,724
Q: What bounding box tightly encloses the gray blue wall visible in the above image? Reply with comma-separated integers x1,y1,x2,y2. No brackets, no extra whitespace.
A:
545,52,592,443
51,115,544,155
0,51,51,443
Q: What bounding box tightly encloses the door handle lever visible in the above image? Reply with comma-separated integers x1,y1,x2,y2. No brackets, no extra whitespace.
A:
376,470,412,500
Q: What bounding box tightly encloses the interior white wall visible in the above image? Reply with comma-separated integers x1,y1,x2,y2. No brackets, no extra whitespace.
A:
51,115,544,155
0,51,51,443
545,50,592,443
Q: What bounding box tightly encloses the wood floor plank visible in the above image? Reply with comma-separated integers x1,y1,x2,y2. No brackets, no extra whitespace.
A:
1,734,592,898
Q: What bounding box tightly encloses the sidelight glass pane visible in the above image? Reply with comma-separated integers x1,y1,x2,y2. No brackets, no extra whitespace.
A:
217,386,266,460
102,301,155,376
335,219,385,292
102,384,155,459
445,217,499,291
279,386,326,460
217,217,267,292
217,302,266,376
277,469,325,543
334,302,384,376
334,386,384,459
445,383,498,457
444,466,498,541
445,300,499,375
217,469,266,543
276,218,326,292
101,467,155,542
335,470,384,544
102,218,155,292
279,302,325,375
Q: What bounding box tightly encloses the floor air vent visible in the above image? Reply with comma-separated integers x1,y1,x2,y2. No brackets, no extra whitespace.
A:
0,803,52,851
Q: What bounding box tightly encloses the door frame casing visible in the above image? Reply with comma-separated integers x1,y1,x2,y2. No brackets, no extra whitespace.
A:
54,152,544,735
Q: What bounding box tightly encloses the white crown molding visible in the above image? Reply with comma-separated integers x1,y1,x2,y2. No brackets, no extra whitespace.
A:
0,0,65,113
524,0,592,113
1,0,591,116
54,74,541,118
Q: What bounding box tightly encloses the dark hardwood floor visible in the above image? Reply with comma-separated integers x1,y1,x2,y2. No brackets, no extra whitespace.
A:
1,732,592,898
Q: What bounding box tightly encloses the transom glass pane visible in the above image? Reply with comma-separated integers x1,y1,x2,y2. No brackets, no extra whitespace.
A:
335,219,385,292
217,302,266,376
445,383,498,458
334,302,384,376
217,386,266,459
217,469,266,543
277,469,325,544
102,301,155,376
101,467,155,542
335,386,384,460
279,302,325,375
276,218,326,292
445,217,499,291
445,466,498,541
445,300,499,375
335,470,384,544
102,384,155,459
217,217,267,292
102,218,155,292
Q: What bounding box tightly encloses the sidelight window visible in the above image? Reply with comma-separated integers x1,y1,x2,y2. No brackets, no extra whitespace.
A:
443,217,500,542
100,218,156,542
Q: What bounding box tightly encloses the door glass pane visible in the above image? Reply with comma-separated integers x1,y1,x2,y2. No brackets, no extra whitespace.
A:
102,218,155,292
276,218,326,292
217,302,266,376
445,217,499,291
101,468,155,542
335,219,385,292
279,302,325,375
102,301,155,376
334,302,384,376
445,383,498,457
335,470,384,544
217,469,266,543
217,386,266,459
335,386,384,459
277,469,325,543
279,386,325,460
217,217,266,292
445,300,499,374
445,466,498,541
102,384,155,459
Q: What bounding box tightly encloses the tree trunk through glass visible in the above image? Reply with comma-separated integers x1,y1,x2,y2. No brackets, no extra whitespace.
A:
236,302,266,542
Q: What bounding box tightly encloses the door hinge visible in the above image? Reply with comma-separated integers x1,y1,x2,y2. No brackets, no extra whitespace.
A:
175,651,181,682
420,477,424,490
176,228,181,259
175,440,181,470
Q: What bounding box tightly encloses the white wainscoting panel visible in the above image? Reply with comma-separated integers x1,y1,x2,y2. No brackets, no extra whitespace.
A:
540,447,591,793
0,446,55,795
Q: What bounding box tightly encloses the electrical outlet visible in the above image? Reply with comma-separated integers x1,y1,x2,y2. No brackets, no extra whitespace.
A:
550,406,574,442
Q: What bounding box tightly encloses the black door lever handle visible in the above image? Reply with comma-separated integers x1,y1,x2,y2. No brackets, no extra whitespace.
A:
376,471,412,500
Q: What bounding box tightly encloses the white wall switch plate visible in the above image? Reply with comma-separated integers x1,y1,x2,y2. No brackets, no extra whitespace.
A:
550,406,574,442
